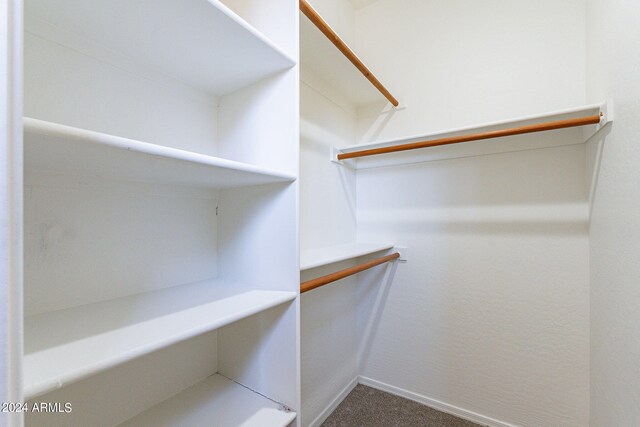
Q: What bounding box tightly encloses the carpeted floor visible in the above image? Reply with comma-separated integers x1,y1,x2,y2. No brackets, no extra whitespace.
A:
321,385,484,427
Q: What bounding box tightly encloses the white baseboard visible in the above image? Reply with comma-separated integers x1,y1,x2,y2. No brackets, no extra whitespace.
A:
308,377,359,427
358,376,519,427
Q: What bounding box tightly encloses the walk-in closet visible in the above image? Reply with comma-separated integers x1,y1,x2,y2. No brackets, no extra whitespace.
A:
2,0,640,426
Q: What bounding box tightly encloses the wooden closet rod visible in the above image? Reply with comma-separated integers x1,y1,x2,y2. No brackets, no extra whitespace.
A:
301,252,400,294
299,0,399,107
338,114,602,160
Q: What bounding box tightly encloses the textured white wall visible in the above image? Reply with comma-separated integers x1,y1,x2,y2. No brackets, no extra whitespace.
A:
586,0,640,425
304,0,355,45
354,0,587,141
300,81,357,250
299,67,359,425
356,146,590,426
352,1,590,425
301,262,358,427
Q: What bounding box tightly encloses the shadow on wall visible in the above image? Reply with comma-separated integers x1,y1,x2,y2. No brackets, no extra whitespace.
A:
357,260,399,369
300,118,344,155
357,215,588,237
357,100,404,142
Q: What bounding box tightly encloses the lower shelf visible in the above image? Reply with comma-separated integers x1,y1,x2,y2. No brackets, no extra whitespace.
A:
24,279,296,400
119,374,296,427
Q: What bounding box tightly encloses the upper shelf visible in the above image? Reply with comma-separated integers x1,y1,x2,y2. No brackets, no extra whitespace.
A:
24,279,296,400
301,242,395,270
336,102,612,169
25,0,295,96
299,1,397,107
119,373,296,427
24,118,296,188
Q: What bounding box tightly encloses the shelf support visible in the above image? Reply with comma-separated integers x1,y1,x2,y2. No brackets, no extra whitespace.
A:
300,252,400,294
337,114,603,160
299,0,399,107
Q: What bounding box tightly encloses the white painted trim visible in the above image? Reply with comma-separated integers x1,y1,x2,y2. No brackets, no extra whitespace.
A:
0,0,23,426
307,377,358,427
358,376,519,427
25,286,296,400
24,118,297,187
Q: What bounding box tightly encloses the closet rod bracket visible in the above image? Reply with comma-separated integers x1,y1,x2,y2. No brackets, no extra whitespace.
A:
583,99,613,142
394,246,408,262
331,146,356,169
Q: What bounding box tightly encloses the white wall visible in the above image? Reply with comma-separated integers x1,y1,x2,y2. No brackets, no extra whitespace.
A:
351,1,590,425
586,0,640,425
354,0,586,141
356,145,590,426
299,45,359,425
300,261,358,427
304,0,355,45
299,81,357,250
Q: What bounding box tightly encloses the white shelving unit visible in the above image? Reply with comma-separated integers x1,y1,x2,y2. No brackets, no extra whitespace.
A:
24,118,296,189
19,0,300,425
336,102,612,169
24,280,296,399
26,0,295,96
301,243,396,271
119,374,296,427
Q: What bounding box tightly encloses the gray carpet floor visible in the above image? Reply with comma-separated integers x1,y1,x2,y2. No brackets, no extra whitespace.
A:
321,385,484,427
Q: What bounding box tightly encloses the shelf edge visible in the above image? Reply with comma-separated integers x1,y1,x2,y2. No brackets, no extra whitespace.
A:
119,373,297,427
24,290,296,400
211,0,296,68
24,117,297,183
339,102,607,154
300,243,396,271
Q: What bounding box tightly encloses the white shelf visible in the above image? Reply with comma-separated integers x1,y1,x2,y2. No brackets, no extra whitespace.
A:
24,118,296,188
24,280,296,400
300,11,388,107
301,242,395,270
336,102,612,169
26,0,295,96
120,373,296,427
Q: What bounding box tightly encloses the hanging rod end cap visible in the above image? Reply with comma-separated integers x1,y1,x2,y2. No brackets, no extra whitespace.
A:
394,246,408,262
331,146,356,169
